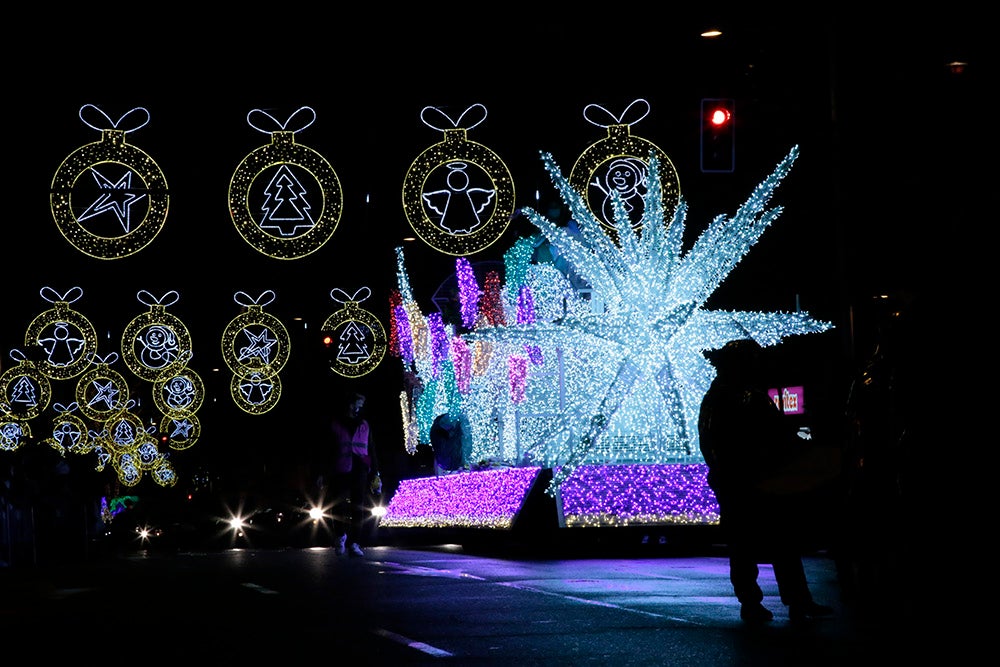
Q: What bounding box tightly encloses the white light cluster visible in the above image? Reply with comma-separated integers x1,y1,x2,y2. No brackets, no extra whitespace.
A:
394,146,832,494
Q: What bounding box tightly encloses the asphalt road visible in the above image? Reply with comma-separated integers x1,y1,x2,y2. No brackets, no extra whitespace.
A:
0,540,951,665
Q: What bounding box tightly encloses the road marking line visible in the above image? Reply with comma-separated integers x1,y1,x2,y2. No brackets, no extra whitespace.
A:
241,582,279,594
374,627,454,657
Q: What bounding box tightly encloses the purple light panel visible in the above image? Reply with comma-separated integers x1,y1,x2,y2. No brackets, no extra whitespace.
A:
379,464,720,530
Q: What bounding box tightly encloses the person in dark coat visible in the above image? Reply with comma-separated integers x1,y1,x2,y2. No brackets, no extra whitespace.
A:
698,339,835,623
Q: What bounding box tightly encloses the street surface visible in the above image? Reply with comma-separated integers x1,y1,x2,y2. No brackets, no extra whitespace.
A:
0,541,946,665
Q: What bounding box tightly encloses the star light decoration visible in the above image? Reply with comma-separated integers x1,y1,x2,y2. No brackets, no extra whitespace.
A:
50,105,169,259
392,145,833,498
221,290,290,414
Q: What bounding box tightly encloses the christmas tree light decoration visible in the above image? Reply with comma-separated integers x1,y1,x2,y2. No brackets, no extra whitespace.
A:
402,104,515,256
392,144,833,517
100,407,146,456
222,291,289,414
25,286,98,380
74,352,130,422
1,349,52,421
568,99,680,236
121,290,193,382
50,105,169,259
228,106,342,259
321,287,387,378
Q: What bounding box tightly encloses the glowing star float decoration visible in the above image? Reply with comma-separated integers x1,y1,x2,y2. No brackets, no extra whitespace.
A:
394,145,833,499
50,105,169,259
24,287,98,381
321,287,387,378
221,290,290,415
229,106,343,259
121,290,193,382
403,104,515,256
568,99,680,235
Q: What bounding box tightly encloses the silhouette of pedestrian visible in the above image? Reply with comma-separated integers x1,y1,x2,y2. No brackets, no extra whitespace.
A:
699,339,835,623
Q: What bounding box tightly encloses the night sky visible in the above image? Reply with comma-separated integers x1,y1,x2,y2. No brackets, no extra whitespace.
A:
4,10,982,496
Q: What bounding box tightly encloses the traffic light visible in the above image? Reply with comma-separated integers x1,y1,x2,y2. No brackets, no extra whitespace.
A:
320,331,335,362
700,98,735,173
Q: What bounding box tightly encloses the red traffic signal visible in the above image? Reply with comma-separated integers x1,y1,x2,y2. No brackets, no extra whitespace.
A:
700,98,735,173
708,106,732,127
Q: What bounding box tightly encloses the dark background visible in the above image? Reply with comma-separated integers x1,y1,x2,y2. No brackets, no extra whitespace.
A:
3,9,982,504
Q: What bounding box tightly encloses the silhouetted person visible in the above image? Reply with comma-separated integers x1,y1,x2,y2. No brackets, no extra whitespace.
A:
316,391,380,557
699,339,835,623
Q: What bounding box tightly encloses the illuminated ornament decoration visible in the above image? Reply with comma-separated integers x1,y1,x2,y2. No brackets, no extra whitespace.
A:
0,349,52,421
24,286,98,381
402,104,515,256
100,406,146,456
0,420,30,452
50,105,169,259
75,352,130,422
150,458,178,488
153,367,205,417
221,290,290,414
395,145,832,499
120,290,193,382
160,411,201,451
321,287,387,378
568,98,680,236
229,106,342,259
43,402,90,456
112,450,142,487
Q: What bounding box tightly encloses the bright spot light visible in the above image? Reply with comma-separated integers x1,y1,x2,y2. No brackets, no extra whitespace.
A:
228,516,247,532
370,505,387,519
308,506,324,521
710,108,731,126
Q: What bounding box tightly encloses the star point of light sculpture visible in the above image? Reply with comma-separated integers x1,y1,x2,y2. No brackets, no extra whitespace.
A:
392,144,833,501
